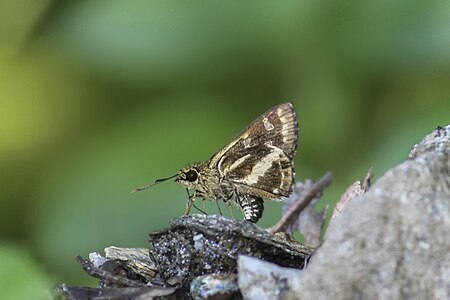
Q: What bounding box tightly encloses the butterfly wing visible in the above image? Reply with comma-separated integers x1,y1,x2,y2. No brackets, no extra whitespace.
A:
208,103,298,199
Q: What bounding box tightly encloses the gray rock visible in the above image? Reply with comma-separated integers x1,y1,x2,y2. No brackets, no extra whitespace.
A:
409,125,450,159
190,273,240,300
238,255,301,300
291,125,450,299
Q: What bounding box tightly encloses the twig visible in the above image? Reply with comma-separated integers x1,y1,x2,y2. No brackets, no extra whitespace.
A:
269,172,333,234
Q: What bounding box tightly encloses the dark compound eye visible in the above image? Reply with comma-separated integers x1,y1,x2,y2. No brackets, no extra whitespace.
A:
185,169,198,182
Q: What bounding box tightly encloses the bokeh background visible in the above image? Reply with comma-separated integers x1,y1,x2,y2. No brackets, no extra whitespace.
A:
1,1,449,298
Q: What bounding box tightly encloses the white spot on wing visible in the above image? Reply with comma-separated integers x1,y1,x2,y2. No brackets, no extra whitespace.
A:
263,117,274,131
234,144,284,185
225,154,251,173
280,115,293,142
243,138,252,148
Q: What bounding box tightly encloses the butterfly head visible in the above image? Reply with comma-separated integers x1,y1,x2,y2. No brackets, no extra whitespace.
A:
175,166,199,189
131,165,201,194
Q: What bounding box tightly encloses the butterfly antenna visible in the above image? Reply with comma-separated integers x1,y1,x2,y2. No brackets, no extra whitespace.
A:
131,174,177,193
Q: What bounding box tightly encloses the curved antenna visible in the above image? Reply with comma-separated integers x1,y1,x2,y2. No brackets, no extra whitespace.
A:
131,174,177,193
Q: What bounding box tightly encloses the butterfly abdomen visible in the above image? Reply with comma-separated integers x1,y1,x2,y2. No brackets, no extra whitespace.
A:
238,194,264,223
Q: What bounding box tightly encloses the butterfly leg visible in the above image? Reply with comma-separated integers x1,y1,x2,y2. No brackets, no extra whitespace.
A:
215,201,223,216
202,198,207,211
226,201,234,219
184,199,193,215
184,189,195,215
185,189,208,215
194,192,208,215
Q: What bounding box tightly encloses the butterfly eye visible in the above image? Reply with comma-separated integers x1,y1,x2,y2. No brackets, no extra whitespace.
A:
185,169,198,182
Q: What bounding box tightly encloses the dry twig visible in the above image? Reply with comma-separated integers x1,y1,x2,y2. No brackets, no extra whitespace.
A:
269,172,332,234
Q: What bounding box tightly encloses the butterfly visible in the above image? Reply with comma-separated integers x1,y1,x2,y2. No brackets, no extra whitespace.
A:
133,103,298,223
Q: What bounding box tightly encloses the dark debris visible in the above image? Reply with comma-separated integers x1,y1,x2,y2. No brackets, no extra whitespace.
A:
150,214,313,287
57,214,312,299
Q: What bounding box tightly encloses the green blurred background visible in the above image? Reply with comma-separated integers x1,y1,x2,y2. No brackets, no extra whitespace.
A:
1,1,449,298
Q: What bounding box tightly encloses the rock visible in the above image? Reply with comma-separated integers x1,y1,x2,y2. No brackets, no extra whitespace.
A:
409,125,450,158
190,273,240,300
291,125,450,299
238,255,301,300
